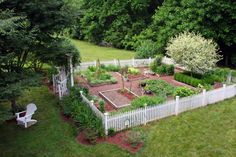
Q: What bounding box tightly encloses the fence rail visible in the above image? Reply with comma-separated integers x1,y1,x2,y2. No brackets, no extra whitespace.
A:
76,57,179,71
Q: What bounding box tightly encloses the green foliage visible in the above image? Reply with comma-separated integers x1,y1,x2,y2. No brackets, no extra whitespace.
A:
98,100,105,113
138,0,235,62
173,87,196,98
81,68,117,86
0,0,80,110
108,128,116,137
135,40,159,58
156,64,174,75
128,67,140,75
166,32,221,74
102,64,121,72
131,96,166,108
79,0,162,49
125,130,144,147
61,86,104,138
174,73,203,87
84,128,98,144
0,104,14,124
144,79,175,96
150,54,163,72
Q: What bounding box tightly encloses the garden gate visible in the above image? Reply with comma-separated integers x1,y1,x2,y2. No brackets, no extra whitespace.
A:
52,67,68,99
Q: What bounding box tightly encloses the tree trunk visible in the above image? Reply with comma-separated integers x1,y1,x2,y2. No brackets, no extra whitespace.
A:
11,99,17,114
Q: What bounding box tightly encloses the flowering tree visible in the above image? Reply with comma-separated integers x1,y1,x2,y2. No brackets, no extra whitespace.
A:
166,32,221,74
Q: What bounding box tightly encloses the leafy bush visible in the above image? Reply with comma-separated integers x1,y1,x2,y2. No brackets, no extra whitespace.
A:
128,67,140,75
166,31,221,74
125,131,144,147
108,128,116,137
98,100,105,113
174,73,203,87
84,128,98,144
61,86,104,138
144,79,175,96
173,87,196,97
131,96,166,108
150,55,163,72
135,40,159,59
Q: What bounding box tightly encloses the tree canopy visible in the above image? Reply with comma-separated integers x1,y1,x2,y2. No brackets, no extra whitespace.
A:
0,0,80,112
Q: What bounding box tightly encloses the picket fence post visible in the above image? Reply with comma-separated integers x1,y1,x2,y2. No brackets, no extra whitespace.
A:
80,90,83,96
94,60,96,66
132,58,135,67
223,84,226,100
114,59,117,65
144,103,147,125
90,100,94,105
58,84,62,100
202,89,206,106
148,57,152,65
175,96,179,115
104,112,109,135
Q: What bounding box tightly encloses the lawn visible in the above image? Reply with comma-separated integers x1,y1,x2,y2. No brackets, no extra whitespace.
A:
71,39,135,62
0,86,236,157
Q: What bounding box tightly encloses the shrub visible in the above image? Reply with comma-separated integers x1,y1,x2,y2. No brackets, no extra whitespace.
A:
125,131,144,147
98,100,105,113
174,73,202,87
150,54,163,72
108,128,116,137
128,67,140,75
61,86,105,139
84,128,97,144
173,87,196,97
166,31,221,74
131,96,166,108
135,40,159,59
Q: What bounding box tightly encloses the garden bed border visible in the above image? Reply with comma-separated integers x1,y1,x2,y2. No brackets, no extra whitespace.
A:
99,88,139,108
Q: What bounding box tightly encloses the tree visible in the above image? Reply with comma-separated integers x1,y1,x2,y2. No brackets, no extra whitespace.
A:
166,32,221,74
138,0,236,65
0,0,80,113
79,0,163,49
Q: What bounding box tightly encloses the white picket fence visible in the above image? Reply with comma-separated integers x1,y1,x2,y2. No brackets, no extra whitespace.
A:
80,91,104,119
76,56,181,71
80,84,236,135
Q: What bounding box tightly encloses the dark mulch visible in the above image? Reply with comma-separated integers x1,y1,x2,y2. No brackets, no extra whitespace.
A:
118,89,137,100
77,131,143,153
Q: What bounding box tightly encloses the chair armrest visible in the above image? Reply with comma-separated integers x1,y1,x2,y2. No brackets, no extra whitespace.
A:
24,113,34,119
15,111,26,119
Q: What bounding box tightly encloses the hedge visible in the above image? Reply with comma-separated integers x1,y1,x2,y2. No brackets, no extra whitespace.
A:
174,73,203,87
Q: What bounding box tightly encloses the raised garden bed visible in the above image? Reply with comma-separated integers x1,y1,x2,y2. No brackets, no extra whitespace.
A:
99,88,139,108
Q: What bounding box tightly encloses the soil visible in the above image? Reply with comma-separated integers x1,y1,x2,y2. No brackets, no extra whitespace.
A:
118,89,137,100
77,131,143,153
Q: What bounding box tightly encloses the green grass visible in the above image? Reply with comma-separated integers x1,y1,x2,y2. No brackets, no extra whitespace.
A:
0,86,236,157
71,39,135,62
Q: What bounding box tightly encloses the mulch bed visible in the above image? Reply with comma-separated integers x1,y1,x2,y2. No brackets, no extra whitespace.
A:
77,131,143,153
118,89,137,100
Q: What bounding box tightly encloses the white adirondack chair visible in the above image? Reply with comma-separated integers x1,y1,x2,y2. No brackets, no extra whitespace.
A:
15,103,37,128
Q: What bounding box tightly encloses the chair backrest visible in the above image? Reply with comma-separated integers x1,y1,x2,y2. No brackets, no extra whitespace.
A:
25,103,37,117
